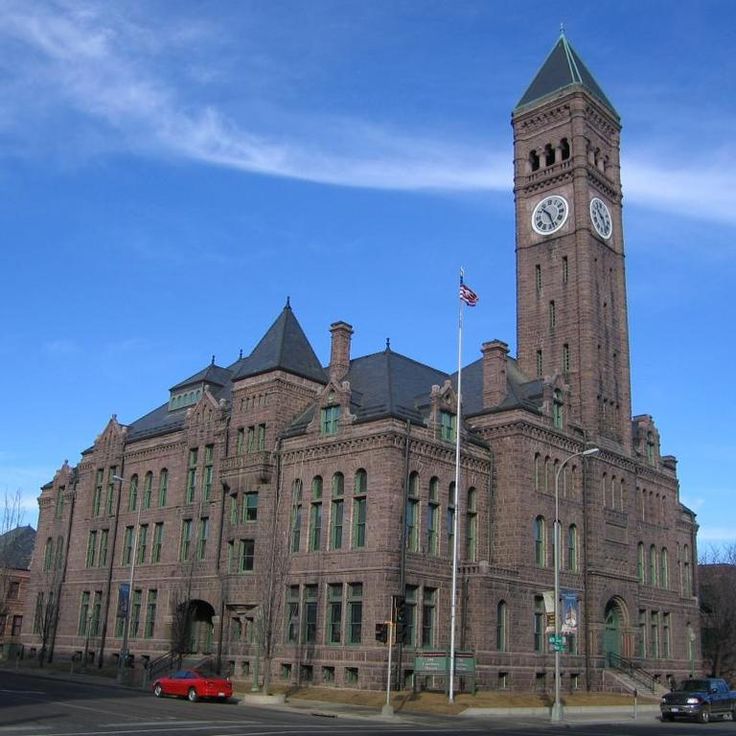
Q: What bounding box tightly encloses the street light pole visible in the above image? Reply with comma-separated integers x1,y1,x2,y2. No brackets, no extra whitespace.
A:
115,475,142,683
551,446,599,723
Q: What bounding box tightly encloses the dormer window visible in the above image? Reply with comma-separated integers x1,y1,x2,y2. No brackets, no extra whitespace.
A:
440,410,456,442
169,386,202,411
320,405,340,436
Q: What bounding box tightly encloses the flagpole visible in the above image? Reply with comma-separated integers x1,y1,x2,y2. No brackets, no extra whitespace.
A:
449,270,465,704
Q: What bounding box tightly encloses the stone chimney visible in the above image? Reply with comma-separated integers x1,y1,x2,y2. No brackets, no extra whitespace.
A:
482,340,509,408
329,321,353,381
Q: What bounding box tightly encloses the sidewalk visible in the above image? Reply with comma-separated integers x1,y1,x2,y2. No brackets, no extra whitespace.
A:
1,664,661,724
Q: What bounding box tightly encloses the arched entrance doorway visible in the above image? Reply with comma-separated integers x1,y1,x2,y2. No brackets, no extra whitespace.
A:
603,598,627,664
173,599,216,656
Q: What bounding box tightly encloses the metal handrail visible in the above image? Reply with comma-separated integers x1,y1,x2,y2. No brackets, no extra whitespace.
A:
607,652,659,693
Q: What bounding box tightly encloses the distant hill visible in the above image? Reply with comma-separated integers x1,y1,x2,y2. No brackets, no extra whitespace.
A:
0,525,36,569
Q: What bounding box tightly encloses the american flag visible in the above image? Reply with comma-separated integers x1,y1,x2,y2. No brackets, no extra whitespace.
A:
459,280,479,307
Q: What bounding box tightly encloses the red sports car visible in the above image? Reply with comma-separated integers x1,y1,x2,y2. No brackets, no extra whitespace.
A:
152,669,233,702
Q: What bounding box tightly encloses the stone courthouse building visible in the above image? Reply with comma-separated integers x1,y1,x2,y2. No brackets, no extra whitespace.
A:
24,35,700,691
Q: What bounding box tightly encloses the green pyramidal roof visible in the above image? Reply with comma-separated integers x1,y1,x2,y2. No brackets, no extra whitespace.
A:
516,34,618,118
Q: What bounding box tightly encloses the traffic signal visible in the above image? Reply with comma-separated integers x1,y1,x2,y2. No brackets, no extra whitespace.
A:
394,595,408,644
375,622,388,643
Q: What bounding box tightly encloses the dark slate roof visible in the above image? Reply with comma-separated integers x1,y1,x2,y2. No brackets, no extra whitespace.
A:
0,525,36,569
233,303,327,384
346,349,450,423
170,362,232,391
516,33,618,118
458,356,543,416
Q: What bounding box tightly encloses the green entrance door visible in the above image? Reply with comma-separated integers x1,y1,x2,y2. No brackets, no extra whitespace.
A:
603,603,621,664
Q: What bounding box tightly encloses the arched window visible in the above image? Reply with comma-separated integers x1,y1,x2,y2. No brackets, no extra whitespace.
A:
544,457,551,492
143,471,153,509
311,475,323,499
290,479,303,553
354,468,367,494
128,474,139,512
529,149,540,171
534,516,546,567
566,525,578,572
332,472,344,496
601,473,607,507
649,545,658,586
534,453,541,491
683,544,692,595
405,471,420,552
158,468,168,507
637,542,645,582
496,600,508,651
552,391,563,429
465,488,478,562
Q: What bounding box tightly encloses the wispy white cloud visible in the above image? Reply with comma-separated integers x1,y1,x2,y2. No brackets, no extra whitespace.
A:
0,2,733,223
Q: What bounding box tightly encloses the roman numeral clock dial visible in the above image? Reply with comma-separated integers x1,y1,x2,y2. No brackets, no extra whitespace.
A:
590,196,613,239
531,194,569,235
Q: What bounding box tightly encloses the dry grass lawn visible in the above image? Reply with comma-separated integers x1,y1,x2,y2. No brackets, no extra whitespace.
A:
240,685,657,715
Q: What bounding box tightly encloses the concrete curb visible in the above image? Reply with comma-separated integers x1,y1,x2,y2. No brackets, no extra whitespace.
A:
461,704,660,718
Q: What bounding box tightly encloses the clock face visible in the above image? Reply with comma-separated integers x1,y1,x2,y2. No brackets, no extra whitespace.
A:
532,195,569,235
590,197,613,239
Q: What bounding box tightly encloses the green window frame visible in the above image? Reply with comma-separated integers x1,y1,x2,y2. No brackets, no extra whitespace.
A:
186,448,198,504
98,528,109,567
123,526,134,565
244,492,258,522
347,583,362,645
327,584,342,644
158,468,168,507
439,411,455,442
128,475,138,512
320,405,340,435
309,502,322,551
152,522,163,563
143,472,153,509
180,519,192,561
203,444,214,500
85,530,97,568
144,590,157,638
239,538,255,572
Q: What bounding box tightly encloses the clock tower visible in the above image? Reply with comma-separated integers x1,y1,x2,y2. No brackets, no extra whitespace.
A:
512,33,632,451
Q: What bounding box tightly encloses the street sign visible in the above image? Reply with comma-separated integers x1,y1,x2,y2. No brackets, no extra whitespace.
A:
548,634,564,651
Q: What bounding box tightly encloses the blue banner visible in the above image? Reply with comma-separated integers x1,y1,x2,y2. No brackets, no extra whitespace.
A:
117,583,130,618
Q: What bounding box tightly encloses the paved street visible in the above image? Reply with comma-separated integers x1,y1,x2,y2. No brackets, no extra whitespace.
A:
2,670,735,736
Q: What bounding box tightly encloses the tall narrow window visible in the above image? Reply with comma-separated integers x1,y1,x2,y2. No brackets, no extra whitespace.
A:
203,445,214,501
236,427,245,455
348,583,362,644
186,448,198,504
328,583,342,644
566,525,578,572
131,589,142,638
465,488,477,561
534,516,546,567
257,423,266,451
496,600,508,651
158,468,168,507
353,472,366,549
426,477,439,555
55,487,65,519
637,542,645,582
662,612,671,657
137,524,148,564
646,432,655,466
128,475,139,512
649,545,658,586
563,344,571,372
247,426,255,452
535,264,542,293
99,529,109,567
152,522,163,563
562,255,569,284
123,527,134,565
290,480,303,553
143,472,153,509
650,611,659,658
180,519,192,561
660,547,669,589
78,591,90,636
106,467,116,515
309,499,322,552
145,590,157,638
549,300,556,330
85,531,97,568
197,517,209,560
93,469,103,516
286,586,300,643
303,585,318,644
421,588,436,648
405,472,419,552
638,609,647,657
534,453,541,491
536,350,543,377
330,476,344,550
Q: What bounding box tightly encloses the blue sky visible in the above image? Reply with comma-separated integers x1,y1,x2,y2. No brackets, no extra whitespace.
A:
1,1,733,550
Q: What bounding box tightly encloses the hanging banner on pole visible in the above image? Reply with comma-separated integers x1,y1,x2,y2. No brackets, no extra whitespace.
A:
542,590,555,633
561,591,578,634
117,583,130,618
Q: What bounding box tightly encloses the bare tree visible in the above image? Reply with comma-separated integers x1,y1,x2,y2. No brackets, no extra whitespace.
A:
0,491,27,601
699,544,736,681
